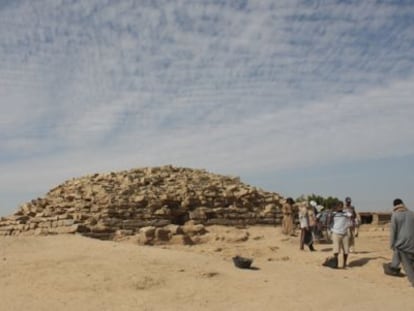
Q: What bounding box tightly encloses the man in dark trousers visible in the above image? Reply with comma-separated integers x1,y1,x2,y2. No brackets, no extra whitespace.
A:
384,198,414,287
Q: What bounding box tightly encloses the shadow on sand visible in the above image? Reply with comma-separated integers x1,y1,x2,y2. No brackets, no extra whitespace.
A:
319,247,333,252
318,249,373,254
348,256,388,267
248,266,260,271
352,251,371,255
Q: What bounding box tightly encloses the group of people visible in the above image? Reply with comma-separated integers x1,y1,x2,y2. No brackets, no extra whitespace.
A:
281,196,414,287
281,196,359,258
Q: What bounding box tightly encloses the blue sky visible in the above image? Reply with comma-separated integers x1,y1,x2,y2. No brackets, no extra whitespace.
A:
1,0,414,215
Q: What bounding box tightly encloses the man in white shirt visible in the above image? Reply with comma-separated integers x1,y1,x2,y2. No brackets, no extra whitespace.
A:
330,201,352,268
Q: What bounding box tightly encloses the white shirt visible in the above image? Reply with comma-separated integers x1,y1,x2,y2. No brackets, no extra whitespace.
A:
331,210,352,235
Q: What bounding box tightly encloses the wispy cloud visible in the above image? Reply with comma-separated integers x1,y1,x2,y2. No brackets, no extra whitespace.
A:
1,0,414,213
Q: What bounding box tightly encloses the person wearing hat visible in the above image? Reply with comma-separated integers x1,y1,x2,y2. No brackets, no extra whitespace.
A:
383,199,414,287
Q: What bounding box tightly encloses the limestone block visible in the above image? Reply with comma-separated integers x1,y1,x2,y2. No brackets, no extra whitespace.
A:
72,213,88,221
90,224,113,233
148,199,162,211
154,206,171,216
179,222,207,236
34,228,49,236
139,226,156,238
62,219,75,226
189,208,207,220
155,228,172,241
262,204,277,214
114,229,134,238
16,224,25,230
224,231,249,243
150,219,171,227
56,224,82,234
206,219,244,226
20,203,32,214
169,234,193,245
31,217,45,223
164,224,180,235
0,225,12,232
15,215,30,223
181,197,191,208
136,226,156,245
226,185,238,192
235,189,249,197
132,195,146,203
90,205,101,213
38,222,50,228
57,214,71,220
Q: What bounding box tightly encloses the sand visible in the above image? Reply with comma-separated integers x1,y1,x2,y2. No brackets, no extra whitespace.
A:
1,225,413,311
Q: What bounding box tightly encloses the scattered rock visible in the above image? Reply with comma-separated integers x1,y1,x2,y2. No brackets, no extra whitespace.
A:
200,271,219,278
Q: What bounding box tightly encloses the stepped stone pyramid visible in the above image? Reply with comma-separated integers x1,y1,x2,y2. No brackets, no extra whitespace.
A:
0,165,284,240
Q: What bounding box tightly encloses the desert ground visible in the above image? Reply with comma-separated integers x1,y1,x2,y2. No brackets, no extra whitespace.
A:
1,224,413,311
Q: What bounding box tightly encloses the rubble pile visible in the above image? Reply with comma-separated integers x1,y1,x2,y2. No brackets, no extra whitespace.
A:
0,165,283,242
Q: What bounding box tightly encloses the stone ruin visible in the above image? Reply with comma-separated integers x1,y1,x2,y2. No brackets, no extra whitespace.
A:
0,165,284,244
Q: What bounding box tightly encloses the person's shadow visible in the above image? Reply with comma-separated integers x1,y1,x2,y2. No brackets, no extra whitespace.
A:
348,256,388,267
319,247,333,252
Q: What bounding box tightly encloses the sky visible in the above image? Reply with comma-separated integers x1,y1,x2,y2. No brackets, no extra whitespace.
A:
1,0,414,215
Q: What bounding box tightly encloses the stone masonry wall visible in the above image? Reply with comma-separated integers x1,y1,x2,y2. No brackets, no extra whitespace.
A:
0,165,284,240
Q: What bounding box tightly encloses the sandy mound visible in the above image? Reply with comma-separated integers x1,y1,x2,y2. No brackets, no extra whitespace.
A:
1,225,412,311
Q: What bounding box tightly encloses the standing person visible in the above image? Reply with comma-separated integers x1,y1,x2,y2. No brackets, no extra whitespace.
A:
308,200,318,241
317,205,332,242
354,211,361,238
282,197,296,236
383,199,414,287
298,202,316,251
330,201,352,269
344,196,357,252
